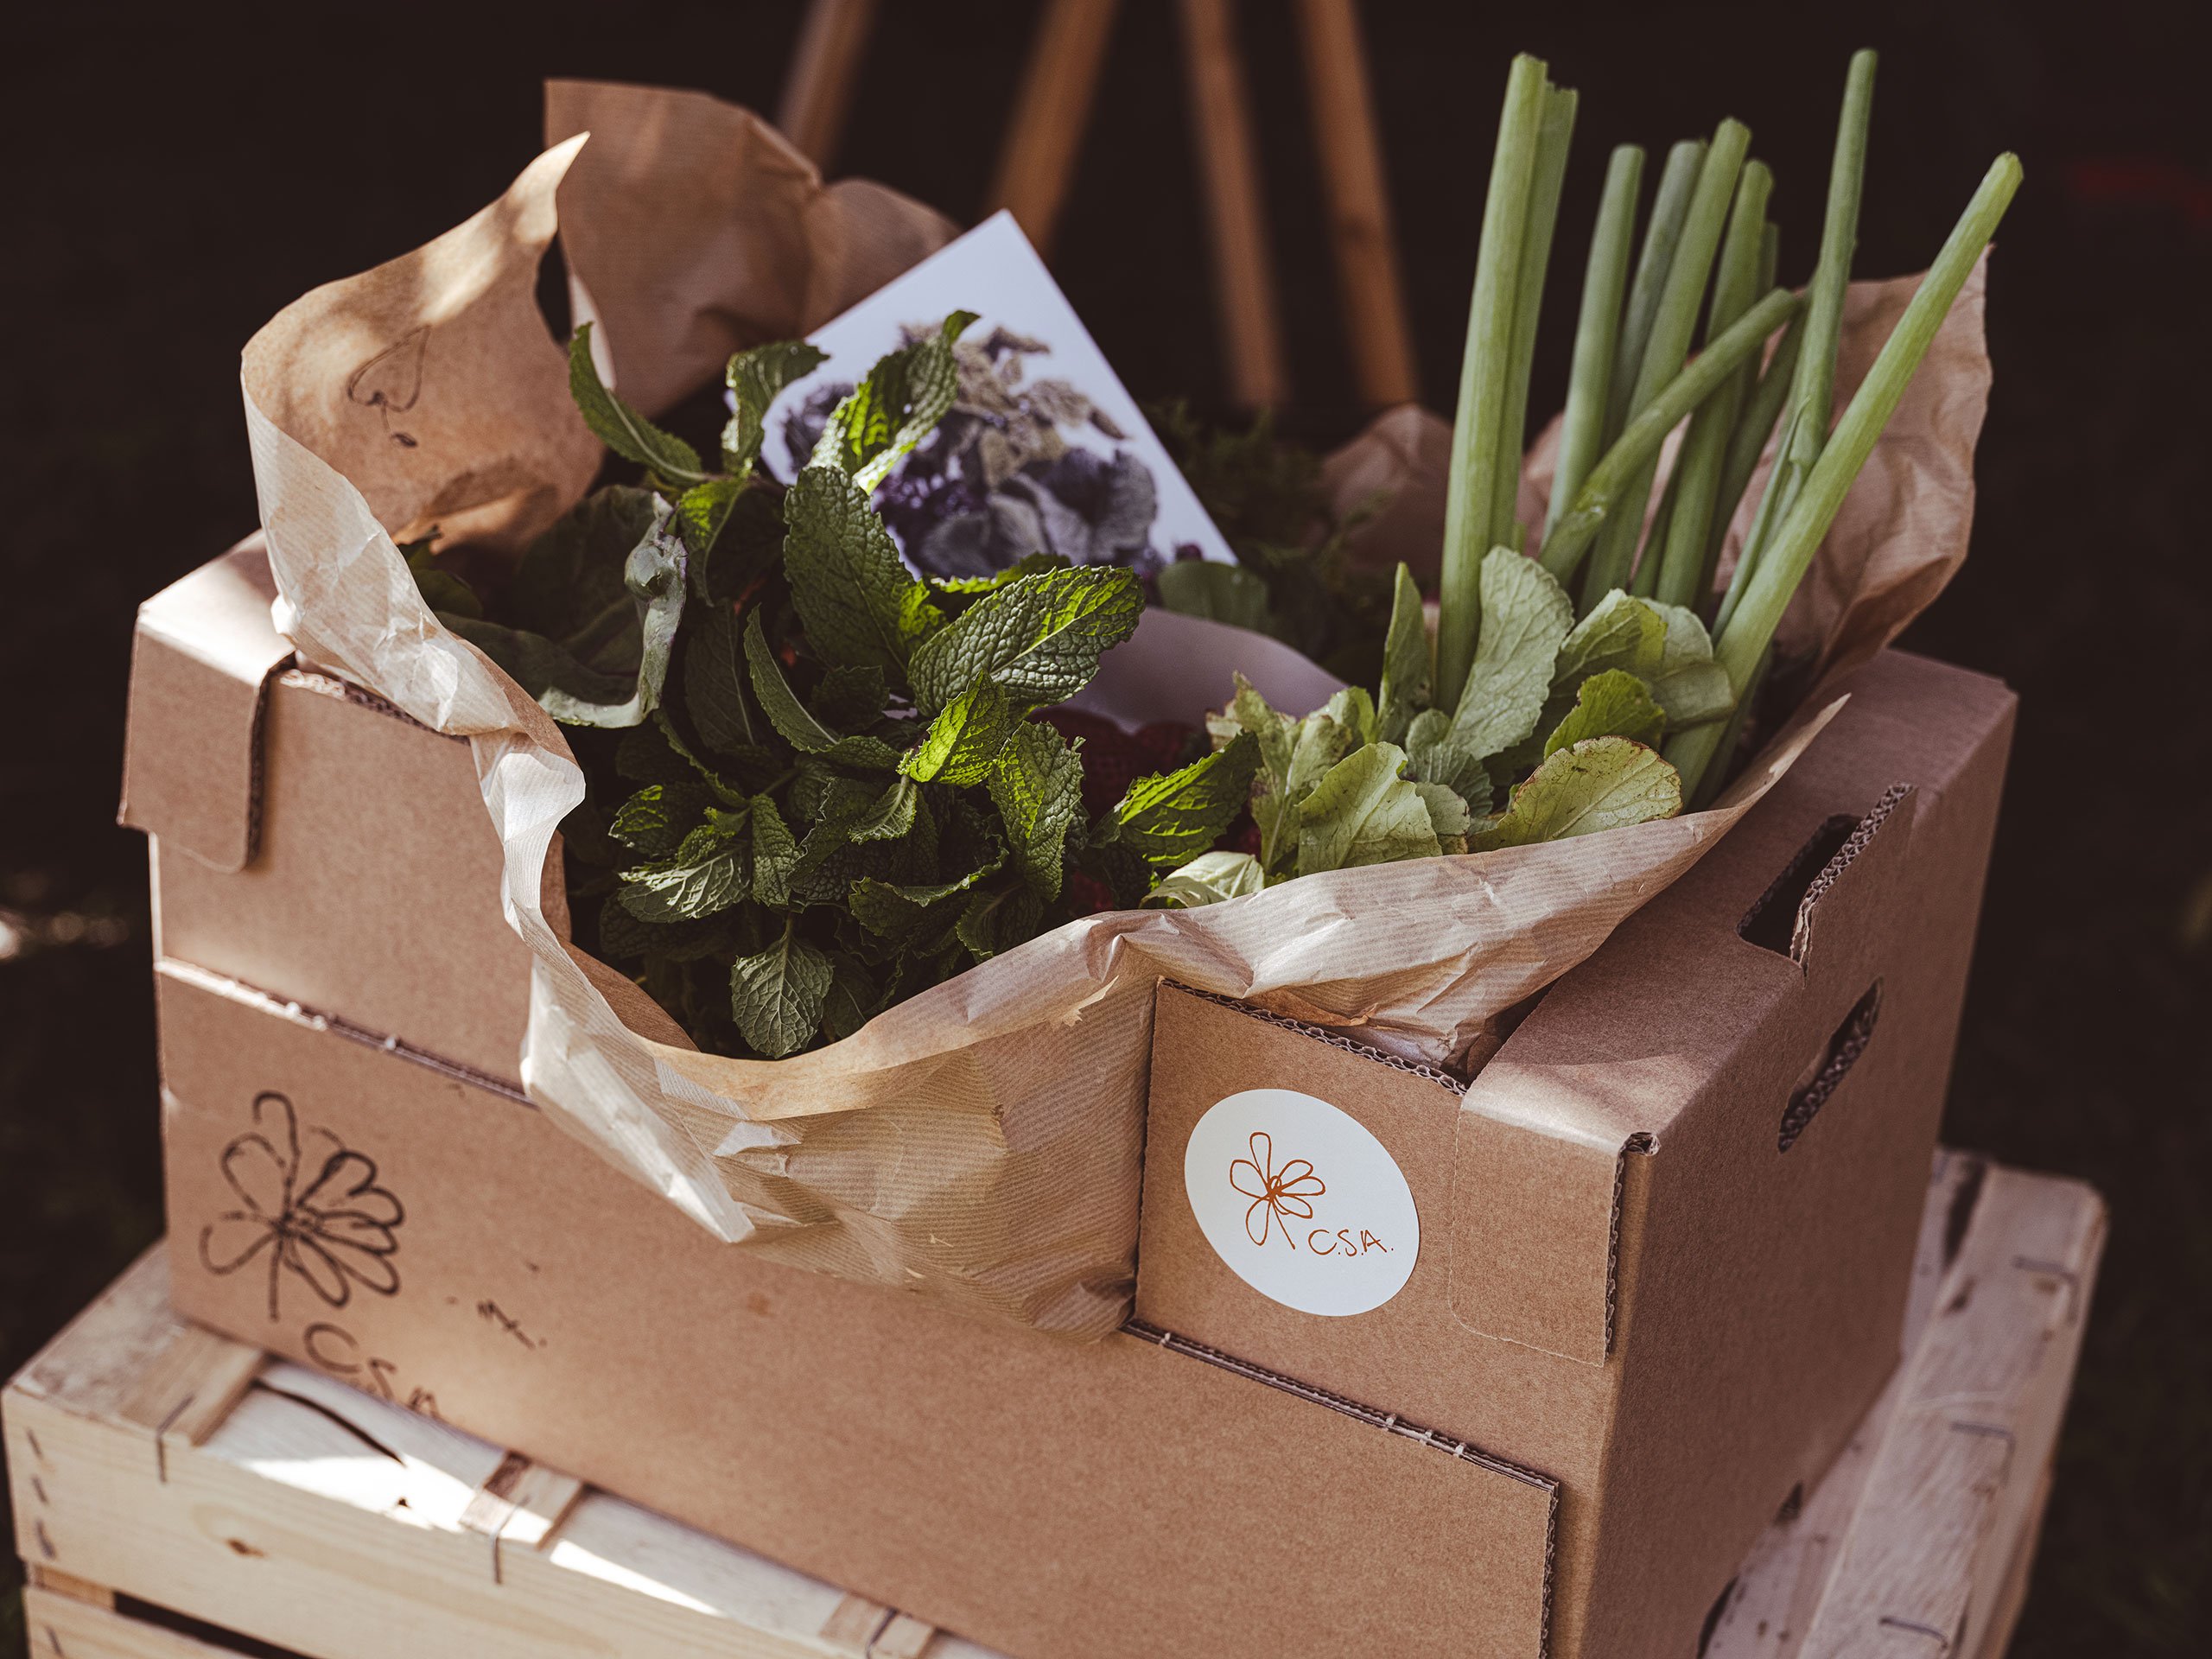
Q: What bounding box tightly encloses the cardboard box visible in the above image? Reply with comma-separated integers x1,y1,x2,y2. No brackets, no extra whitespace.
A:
129,545,2014,1657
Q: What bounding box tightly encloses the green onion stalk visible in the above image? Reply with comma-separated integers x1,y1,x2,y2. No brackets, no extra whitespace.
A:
1539,285,1802,582
1713,50,1877,634
1653,159,1772,608
1437,54,1554,709
1544,144,1644,545
1579,120,1751,609
1605,140,1706,448
1669,150,2024,799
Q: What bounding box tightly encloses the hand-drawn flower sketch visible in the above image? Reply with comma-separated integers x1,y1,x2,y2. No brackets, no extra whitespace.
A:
199,1092,404,1321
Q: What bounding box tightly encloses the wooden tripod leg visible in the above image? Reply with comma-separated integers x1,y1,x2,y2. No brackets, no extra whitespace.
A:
1295,0,1418,407
987,0,1124,259
778,0,880,169
1179,0,1290,409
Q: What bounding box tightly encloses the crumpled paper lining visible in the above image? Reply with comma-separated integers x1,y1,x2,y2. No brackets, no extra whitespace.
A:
238,84,1989,1338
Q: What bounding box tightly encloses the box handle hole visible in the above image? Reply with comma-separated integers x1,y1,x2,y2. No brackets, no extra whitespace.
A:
1779,979,1882,1152
1738,815,1859,957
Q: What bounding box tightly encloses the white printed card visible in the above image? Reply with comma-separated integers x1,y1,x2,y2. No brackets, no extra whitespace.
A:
762,211,1238,578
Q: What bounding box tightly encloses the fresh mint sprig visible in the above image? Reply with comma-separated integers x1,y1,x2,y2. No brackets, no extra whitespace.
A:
411,314,1224,1059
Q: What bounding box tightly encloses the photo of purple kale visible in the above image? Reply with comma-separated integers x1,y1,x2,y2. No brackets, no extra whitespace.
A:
776,324,1166,578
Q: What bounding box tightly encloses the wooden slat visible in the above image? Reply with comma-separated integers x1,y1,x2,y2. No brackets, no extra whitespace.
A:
1177,0,1289,409
1705,1162,2101,1659
777,0,880,169
28,1559,117,1607
8,1154,2093,1659
1972,1465,2052,1659
22,1586,257,1659
1704,1152,1986,1656
6,1248,982,1659
1293,0,1417,407
872,1611,941,1658
985,0,1122,259
117,1320,264,1452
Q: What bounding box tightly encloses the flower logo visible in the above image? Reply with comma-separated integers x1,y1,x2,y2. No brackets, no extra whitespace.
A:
1228,1131,1325,1249
199,1093,404,1322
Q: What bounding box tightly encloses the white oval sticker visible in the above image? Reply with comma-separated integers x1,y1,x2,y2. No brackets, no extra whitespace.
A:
1182,1088,1421,1318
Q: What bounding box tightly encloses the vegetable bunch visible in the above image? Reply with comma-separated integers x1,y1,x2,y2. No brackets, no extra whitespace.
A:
1161,49,2019,903
412,317,1253,1058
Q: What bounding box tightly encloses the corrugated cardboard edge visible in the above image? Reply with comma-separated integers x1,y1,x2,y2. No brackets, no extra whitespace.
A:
1448,779,1921,1368
154,957,532,1109
1123,1319,1559,1656
1156,982,1470,1096
1129,985,1558,1654
119,539,293,873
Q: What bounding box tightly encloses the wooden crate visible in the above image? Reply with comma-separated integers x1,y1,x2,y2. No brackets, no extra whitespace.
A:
6,1153,2101,1659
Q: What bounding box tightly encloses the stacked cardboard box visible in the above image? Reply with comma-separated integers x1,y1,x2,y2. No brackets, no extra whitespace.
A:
124,537,2015,1657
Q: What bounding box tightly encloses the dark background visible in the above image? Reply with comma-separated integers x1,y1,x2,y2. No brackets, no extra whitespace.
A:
1,2,2204,1650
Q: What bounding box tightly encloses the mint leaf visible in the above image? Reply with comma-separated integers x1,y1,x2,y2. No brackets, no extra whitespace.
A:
906,564,1143,720
821,954,882,1043
446,615,637,717
1146,850,1267,908
723,340,828,478
729,929,834,1058
1471,737,1684,851
789,757,880,825
986,720,1085,899
1155,561,1274,634
1646,602,1736,728
849,830,1006,944
619,823,750,923
1450,548,1574,760
513,487,662,637
741,610,902,766
448,497,688,730
813,664,888,730
1544,670,1665,756
751,798,798,907
899,678,1014,787
930,551,1072,600
682,604,766,757
617,719,693,785
1404,708,1491,804
696,483,789,608
611,499,690,718
1376,562,1431,743
810,311,977,492
847,774,919,841
676,477,746,576
568,323,708,485
956,885,1046,959
652,709,747,806
611,782,712,859
595,895,734,965
784,466,938,676
1109,732,1260,871
1295,741,1441,874
404,537,483,620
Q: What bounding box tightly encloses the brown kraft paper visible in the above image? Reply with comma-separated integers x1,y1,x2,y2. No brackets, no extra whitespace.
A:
233,82,1993,1338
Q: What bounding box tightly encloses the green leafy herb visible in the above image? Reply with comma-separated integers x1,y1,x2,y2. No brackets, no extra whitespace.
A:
1147,850,1267,909
1297,742,1442,874
1103,734,1261,871
410,314,1242,1061
568,324,709,486
1471,737,1683,850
